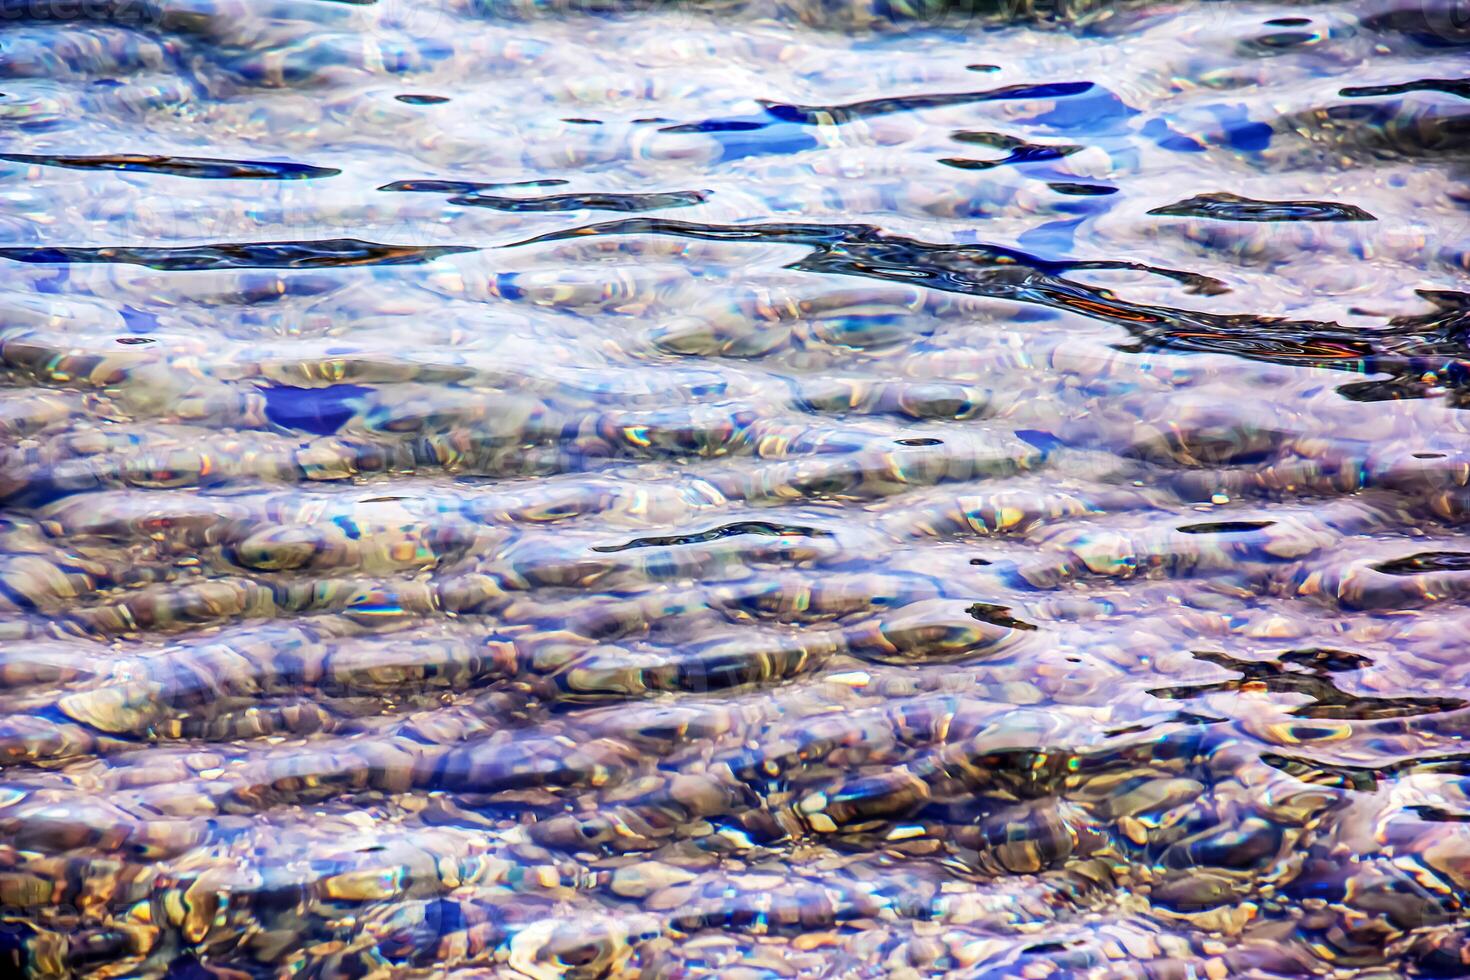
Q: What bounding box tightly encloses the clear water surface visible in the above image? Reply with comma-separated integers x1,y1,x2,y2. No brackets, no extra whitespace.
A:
0,0,1468,976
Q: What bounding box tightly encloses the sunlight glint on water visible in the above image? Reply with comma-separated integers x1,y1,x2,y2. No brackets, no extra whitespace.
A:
0,0,1468,976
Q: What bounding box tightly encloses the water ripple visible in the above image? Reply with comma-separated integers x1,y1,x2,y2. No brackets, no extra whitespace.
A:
0,0,1468,977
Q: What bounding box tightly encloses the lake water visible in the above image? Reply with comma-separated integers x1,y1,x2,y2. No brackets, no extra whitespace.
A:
0,0,1468,976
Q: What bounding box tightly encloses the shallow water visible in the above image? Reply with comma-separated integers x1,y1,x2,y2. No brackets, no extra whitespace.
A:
0,0,1469,976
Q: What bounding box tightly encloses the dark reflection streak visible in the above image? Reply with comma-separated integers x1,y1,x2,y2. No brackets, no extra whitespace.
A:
0,240,476,270
939,148,1075,170
1047,182,1118,196
1340,79,1470,99
941,131,1082,171
448,189,708,213
1177,521,1275,534
1266,751,1470,790
591,521,831,553
0,153,339,180
1149,650,1466,721
759,80,1094,125
659,119,770,134
1375,552,1470,574
965,602,1037,631
505,218,1470,403
1408,805,1470,822
1149,192,1376,222
379,179,570,193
